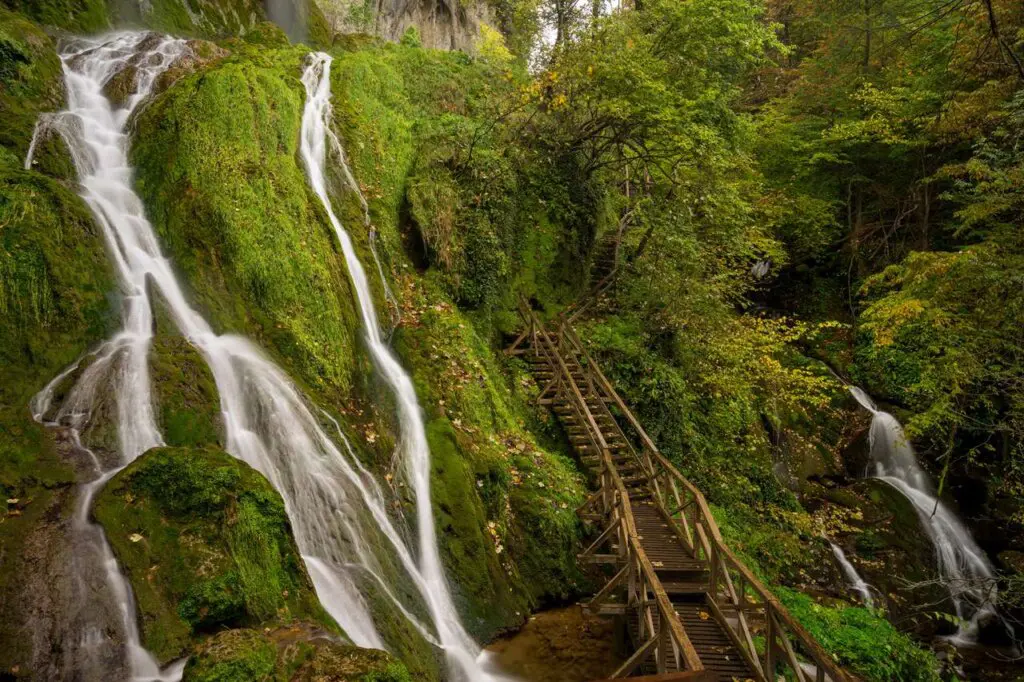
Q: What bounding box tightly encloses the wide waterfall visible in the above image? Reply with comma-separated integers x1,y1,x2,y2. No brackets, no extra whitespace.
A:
849,387,999,643
828,541,874,608
299,50,508,681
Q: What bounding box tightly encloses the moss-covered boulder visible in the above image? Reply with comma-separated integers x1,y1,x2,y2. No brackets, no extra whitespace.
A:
183,624,411,682
94,446,334,662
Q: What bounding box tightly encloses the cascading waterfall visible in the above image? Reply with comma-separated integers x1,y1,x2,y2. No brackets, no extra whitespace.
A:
849,387,999,643
27,29,518,679
25,33,191,682
828,541,874,608
299,50,508,682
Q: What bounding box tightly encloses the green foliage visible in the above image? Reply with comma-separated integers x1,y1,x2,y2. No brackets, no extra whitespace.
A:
94,446,332,660
777,587,941,682
399,26,421,48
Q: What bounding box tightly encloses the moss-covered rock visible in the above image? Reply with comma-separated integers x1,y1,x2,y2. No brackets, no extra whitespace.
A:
94,446,334,662
0,170,114,495
0,9,65,169
183,623,411,682
131,46,367,403
150,296,223,448
393,283,587,639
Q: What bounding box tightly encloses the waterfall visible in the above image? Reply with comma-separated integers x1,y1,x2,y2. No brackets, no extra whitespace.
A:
23,33,191,682
27,30,499,676
299,51,509,682
828,541,874,608
849,387,999,643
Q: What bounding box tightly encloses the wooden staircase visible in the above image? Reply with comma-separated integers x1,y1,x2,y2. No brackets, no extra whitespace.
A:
589,232,621,288
508,304,853,682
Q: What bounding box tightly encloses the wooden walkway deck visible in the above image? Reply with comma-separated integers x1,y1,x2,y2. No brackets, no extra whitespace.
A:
508,304,853,682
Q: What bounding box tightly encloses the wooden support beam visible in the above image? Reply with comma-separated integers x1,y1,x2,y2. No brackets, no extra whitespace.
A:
608,634,660,678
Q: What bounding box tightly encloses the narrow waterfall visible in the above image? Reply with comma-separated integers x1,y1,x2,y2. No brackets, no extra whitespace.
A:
25,34,190,682
849,387,999,643
299,51,508,682
828,541,874,608
27,30,494,675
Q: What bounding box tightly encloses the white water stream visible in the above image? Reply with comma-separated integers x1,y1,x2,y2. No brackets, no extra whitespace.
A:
299,51,507,681
849,387,999,643
28,30,511,681
828,541,874,608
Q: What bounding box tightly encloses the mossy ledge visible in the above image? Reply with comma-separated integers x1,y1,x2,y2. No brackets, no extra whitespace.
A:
94,446,336,661
183,624,411,682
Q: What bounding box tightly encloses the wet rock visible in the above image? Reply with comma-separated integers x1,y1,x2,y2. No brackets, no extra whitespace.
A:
102,64,138,109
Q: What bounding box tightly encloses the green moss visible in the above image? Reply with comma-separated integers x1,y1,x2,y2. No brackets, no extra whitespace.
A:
183,625,412,682
183,628,277,682
392,282,587,638
0,9,65,167
94,446,333,661
0,0,109,32
777,587,940,682
131,48,366,402
150,303,222,448
306,0,332,48
0,170,115,493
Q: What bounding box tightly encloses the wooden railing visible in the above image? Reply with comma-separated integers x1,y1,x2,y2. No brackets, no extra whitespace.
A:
554,320,853,682
513,300,853,682
519,301,705,678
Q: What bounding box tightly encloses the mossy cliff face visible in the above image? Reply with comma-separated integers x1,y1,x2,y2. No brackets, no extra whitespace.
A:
93,446,334,661
0,0,109,33
393,282,586,638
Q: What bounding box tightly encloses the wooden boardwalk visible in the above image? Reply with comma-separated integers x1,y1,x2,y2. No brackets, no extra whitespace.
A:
508,305,852,682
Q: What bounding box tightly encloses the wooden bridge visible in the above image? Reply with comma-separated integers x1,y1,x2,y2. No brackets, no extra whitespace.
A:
508,304,852,682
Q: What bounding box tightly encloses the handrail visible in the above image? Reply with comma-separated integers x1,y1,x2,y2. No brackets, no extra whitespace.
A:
518,300,703,676
553,317,853,682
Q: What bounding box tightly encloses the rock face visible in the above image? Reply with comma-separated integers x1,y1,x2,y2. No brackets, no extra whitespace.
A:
318,0,493,51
